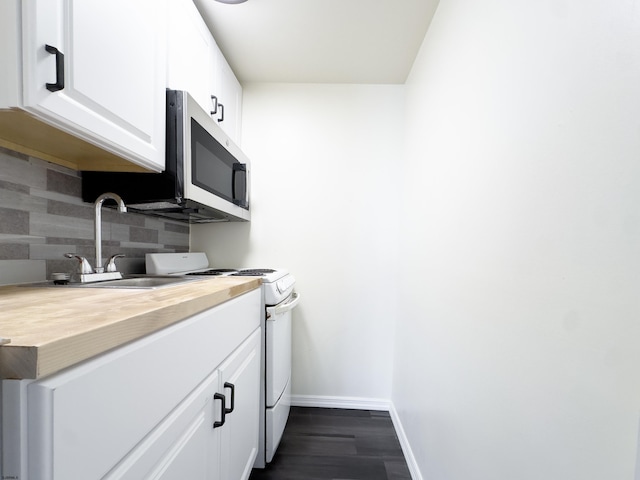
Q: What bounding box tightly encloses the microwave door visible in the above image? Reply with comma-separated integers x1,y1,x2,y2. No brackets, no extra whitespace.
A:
180,90,250,221
190,119,236,202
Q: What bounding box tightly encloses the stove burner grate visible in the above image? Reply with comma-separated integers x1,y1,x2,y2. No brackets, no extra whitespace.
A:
186,268,237,276
231,269,277,277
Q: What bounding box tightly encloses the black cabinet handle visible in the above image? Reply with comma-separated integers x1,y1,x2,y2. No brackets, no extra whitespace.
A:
45,44,64,92
210,95,218,115
213,392,226,428
224,382,235,414
217,103,224,123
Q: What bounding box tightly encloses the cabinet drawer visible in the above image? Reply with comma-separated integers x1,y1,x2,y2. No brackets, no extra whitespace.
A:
26,289,260,480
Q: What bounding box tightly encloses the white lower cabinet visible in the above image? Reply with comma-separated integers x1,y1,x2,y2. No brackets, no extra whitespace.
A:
219,330,261,480
106,368,221,480
1,289,261,480
107,330,260,480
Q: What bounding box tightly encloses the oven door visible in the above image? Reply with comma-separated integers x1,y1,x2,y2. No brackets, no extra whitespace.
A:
265,291,300,463
265,292,299,407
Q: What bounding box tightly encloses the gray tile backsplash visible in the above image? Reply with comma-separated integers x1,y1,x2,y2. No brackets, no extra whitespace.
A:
0,147,189,284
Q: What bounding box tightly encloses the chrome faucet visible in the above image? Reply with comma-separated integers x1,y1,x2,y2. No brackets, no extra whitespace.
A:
94,192,127,273
64,192,127,283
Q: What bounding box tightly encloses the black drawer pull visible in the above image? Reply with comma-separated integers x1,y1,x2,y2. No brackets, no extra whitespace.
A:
213,392,226,428
224,382,235,414
210,95,218,115
45,44,65,92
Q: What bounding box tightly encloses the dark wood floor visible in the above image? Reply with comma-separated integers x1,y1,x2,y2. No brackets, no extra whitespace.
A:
249,407,412,480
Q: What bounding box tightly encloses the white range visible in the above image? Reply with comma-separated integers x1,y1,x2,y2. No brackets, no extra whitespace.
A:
145,252,300,468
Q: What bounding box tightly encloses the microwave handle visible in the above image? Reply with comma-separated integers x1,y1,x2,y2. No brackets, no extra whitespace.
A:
232,163,249,208
244,166,250,208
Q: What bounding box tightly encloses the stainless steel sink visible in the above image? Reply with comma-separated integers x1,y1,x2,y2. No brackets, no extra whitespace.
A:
24,275,200,289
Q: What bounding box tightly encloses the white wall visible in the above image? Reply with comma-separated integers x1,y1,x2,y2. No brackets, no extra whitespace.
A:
394,0,640,479
191,84,404,405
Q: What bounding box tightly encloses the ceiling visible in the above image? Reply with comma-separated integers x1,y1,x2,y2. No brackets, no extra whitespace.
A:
193,0,440,85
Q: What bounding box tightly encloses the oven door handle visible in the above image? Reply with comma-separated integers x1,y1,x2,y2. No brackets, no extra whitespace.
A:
272,292,300,316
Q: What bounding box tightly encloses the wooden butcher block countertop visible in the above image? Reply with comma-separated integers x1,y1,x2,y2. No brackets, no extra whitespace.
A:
0,276,261,380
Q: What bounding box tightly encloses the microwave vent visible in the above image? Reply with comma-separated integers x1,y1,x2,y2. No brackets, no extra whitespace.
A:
189,210,228,222
128,202,179,211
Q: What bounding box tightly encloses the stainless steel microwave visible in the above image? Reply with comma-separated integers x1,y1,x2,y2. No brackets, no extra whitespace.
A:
82,90,250,223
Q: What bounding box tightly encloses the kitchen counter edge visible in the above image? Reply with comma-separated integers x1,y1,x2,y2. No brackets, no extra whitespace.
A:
0,277,262,380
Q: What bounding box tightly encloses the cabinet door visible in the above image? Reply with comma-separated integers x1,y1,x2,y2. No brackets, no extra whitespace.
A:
167,0,216,115
219,329,261,480
21,0,166,171
212,42,243,144
104,370,221,480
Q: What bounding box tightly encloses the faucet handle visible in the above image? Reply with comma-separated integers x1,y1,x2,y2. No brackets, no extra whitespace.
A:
104,254,125,273
64,253,94,274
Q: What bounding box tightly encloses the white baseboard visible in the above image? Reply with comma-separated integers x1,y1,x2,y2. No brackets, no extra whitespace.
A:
290,394,390,411
290,395,422,480
389,403,423,480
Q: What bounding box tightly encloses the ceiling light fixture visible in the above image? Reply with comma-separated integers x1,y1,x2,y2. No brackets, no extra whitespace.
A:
214,0,248,3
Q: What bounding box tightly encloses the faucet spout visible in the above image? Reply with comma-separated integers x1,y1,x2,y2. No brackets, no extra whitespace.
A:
94,192,127,273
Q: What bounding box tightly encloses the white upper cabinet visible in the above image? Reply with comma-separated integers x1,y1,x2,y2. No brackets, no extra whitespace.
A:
0,0,167,171
211,42,243,144
167,0,243,145
167,0,216,116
